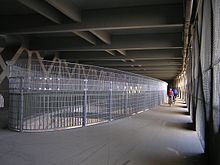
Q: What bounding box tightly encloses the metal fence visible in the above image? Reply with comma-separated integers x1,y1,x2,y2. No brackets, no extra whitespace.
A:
8,60,167,132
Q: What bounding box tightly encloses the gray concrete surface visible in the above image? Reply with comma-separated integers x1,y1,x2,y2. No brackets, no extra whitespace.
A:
0,99,205,165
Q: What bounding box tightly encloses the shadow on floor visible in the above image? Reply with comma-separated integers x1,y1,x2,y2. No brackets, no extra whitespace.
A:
157,109,190,116
160,104,171,107
174,98,186,104
140,153,206,165
160,103,187,108
173,110,189,115
165,122,195,131
175,104,188,108
0,109,8,130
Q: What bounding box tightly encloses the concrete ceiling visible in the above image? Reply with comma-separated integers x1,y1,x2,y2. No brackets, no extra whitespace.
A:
0,0,184,81
71,0,183,9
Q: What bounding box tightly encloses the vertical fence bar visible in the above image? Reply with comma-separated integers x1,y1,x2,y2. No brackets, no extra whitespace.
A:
19,78,24,132
125,83,128,116
83,79,88,126
109,81,113,121
43,94,45,129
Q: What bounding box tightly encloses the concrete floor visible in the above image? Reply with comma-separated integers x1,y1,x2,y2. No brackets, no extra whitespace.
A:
0,99,205,165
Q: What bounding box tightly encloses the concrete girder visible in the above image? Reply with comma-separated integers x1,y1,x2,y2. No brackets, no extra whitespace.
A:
105,50,115,56
17,0,63,24
74,57,182,62
90,30,113,54
80,61,182,67
18,0,98,48
58,49,182,60
116,50,126,56
0,5,183,35
90,30,111,44
143,73,178,77
29,33,182,51
44,0,98,48
46,0,81,22
73,31,97,45
70,57,183,61
0,14,57,29
130,70,181,74
115,67,182,71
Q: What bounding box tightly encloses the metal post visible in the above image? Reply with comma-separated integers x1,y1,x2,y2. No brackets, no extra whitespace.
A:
82,79,88,126
109,81,113,121
125,83,128,116
20,77,24,132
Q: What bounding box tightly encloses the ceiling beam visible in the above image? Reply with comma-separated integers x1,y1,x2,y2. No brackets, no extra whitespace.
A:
83,30,127,57
46,0,81,22
130,70,180,73
112,66,182,70
116,50,126,56
145,76,175,80
147,75,176,77
0,14,56,29
0,4,183,35
39,0,128,56
0,24,183,35
79,59,182,63
17,0,63,24
116,68,182,72
144,72,178,75
75,57,182,61
141,76,176,80
80,61,182,67
145,74,176,77
90,30,111,44
73,31,96,45
90,30,113,55
59,49,182,60
41,0,97,47
147,72,176,75
30,33,182,51
18,0,97,47
143,74,178,77
105,50,115,56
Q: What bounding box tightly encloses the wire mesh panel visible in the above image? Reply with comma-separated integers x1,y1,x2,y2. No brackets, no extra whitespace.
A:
8,60,167,132
175,1,220,161
177,0,220,149
213,0,220,64
212,0,220,133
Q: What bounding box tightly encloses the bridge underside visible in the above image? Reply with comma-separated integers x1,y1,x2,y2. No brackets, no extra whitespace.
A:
0,0,220,165
0,0,184,81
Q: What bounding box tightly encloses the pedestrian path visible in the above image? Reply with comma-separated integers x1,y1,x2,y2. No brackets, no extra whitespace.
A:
0,99,205,165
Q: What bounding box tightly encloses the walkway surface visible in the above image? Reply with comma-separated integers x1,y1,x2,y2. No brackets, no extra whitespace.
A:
0,99,205,165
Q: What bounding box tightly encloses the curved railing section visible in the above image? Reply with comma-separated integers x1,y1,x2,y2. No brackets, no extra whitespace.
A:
8,60,167,132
